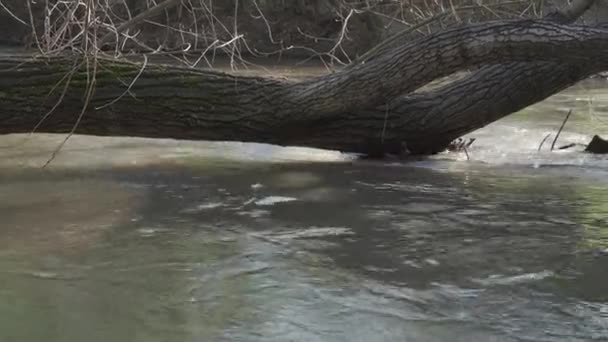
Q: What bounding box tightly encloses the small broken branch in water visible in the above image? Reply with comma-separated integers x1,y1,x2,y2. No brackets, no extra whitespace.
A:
538,108,608,154
538,133,552,151
447,138,475,160
550,109,573,151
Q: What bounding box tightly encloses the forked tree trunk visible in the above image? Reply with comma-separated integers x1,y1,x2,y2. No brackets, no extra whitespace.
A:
1,18,608,155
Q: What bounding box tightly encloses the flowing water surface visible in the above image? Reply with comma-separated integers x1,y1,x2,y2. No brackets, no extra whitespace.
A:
1,75,608,341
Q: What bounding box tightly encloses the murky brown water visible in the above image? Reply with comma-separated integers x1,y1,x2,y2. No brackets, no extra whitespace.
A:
1,74,607,341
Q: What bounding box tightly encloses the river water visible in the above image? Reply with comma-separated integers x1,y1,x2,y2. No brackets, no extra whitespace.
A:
1,76,607,341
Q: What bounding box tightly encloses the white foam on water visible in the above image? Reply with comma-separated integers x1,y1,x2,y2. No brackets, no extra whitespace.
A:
254,196,298,206
472,270,555,286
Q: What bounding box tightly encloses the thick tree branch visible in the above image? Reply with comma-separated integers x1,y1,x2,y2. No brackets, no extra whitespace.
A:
295,61,594,154
318,0,603,154
286,20,608,117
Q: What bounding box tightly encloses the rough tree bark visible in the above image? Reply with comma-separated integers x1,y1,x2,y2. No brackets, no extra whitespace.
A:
0,0,606,156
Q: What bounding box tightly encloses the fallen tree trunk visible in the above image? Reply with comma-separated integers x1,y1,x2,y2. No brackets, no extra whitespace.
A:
1,19,608,155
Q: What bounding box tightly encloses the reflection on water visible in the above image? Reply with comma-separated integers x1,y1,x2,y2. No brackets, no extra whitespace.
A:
0,81,608,342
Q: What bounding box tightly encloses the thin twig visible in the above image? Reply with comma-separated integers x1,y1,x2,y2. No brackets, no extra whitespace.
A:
43,0,98,168
538,133,552,151
251,0,279,44
381,102,390,143
98,0,183,47
96,54,148,109
32,58,83,134
0,0,29,26
26,0,44,55
551,109,573,151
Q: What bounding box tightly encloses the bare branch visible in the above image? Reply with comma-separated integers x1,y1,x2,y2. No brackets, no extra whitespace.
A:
98,0,183,47
0,0,28,26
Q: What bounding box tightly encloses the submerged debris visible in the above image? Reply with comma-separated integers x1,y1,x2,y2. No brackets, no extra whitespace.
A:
447,138,475,152
585,135,608,154
538,108,607,154
447,138,475,160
